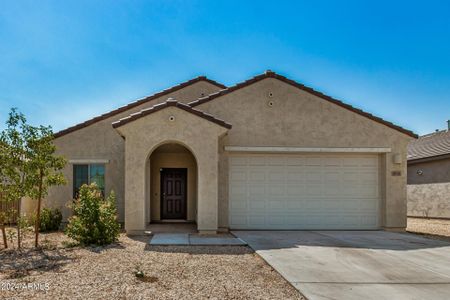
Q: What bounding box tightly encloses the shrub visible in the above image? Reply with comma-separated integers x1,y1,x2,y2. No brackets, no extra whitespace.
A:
65,183,120,245
39,208,62,232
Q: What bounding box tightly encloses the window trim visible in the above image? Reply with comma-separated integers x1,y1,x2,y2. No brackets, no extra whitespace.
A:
69,159,109,164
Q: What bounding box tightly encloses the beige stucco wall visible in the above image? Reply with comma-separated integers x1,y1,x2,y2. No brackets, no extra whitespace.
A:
45,81,222,222
46,76,413,231
149,151,197,222
195,78,413,230
116,106,228,234
408,158,450,184
20,197,36,220
408,183,450,218
407,158,450,219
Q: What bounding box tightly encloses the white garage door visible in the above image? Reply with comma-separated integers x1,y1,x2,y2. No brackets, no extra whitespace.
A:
229,154,380,229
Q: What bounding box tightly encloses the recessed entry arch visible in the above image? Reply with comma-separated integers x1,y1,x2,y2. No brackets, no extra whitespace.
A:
147,141,198,223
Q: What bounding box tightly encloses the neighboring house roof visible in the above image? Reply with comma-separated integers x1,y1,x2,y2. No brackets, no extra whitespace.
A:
53,76,226,138
189,70,417,138
408,130,450,162
112,98,232,129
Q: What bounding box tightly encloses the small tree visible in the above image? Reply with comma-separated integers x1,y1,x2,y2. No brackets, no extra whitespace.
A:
25,123,66,247
0,210,8,248
0,108,66,248
0,109,29,248
66,184,120,246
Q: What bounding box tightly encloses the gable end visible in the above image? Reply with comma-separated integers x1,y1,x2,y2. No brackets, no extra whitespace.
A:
189,71,417,138
54,76,226,138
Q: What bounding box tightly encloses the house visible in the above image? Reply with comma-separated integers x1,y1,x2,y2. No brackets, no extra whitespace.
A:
407,124,450,218
41,71,416,234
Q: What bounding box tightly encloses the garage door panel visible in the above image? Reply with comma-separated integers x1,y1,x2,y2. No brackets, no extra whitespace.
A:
361,215,378,226
230,165,248,178
267,215,286,225
286,185,305,195
324,157,341,166
248,184,265,195
268,170,285,182
305,185,323,196
286,157,305,166
305,157,322,166
249,157,266,166
230,197,247,210
230,182,247,195
248,215,266,226
285,199,305,210
229,154,380,230
268,185,284,196
230,156,248,166
268,199,285,210
249,170,265,181
248,199,266,210
360,199,379,211
286,171,304,183
267,157,286,166
304,169,322,181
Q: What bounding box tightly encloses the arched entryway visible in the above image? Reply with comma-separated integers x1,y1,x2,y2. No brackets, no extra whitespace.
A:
114,99,230,234
147,142,198,225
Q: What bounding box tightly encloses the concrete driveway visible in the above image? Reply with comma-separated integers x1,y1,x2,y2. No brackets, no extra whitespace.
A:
232,231,450,300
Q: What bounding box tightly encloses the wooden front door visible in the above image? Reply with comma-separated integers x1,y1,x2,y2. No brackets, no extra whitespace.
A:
161,168,187,219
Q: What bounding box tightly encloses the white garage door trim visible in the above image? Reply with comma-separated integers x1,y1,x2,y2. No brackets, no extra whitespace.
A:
225,146,391,153
228,153,381,230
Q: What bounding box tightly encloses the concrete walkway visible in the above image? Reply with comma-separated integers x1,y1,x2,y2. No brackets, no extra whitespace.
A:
149,233,247,246
233,230,450,300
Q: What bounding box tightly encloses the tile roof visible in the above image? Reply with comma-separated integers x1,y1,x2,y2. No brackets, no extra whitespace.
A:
408,129,450,161
53,76,226,138
112,98,232,129
189,70,417,138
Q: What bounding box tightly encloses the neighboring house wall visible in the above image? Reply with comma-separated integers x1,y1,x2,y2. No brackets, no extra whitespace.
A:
45,81,222,222
408,183,450,218
194,78,412,229
407,158,450,218
408,158,450,184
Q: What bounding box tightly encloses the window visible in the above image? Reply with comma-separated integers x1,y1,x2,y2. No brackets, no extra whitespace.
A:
73,164,105,198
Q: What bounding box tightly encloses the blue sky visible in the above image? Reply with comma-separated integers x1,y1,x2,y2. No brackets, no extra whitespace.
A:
1,1,449,135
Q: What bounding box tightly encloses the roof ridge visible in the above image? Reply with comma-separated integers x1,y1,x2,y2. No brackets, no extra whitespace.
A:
112,98,232,129
408,127,450,161
54,76,226,138
417,129,449,139
189,70,417,138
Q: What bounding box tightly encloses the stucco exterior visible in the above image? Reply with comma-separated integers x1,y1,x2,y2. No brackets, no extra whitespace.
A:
407,158,450,218
45,80,222,222
407,182,450,218
194,77,412,229
408,158,450,184
115,105,228,234
45,72,414,233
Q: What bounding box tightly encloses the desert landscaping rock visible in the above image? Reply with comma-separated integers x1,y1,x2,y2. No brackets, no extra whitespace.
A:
0,231,304,299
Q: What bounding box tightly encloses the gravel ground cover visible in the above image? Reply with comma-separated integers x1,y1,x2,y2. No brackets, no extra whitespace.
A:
407,217,450,241
0,231,304,299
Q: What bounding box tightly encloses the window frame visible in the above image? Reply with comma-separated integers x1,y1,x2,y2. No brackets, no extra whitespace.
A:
73,163,105,198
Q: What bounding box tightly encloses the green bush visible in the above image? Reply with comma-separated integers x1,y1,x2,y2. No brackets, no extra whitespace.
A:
39,208,62,232
65,183,120,245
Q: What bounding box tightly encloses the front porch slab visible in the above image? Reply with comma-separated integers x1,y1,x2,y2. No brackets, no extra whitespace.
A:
149,233,189,245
